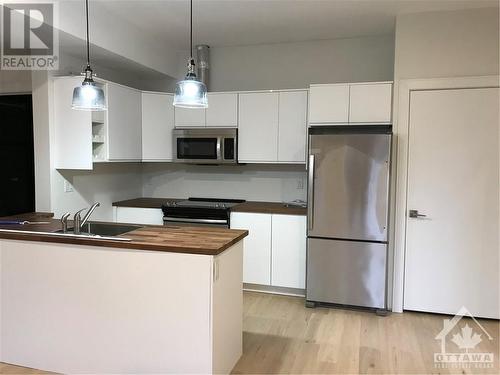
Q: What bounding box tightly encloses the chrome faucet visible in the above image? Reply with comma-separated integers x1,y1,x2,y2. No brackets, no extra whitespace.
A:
73,202,100,235
60,212,71,233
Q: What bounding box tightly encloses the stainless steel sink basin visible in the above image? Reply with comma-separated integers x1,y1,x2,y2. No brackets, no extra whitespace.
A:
57,222,142,237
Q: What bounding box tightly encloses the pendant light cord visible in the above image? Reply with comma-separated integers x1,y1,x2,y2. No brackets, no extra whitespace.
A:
85,0,91,68
190,0,193,59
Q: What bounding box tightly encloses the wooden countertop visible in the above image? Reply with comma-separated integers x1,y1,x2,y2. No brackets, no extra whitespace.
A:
112,198,307,216
231,201,307,216
0,213,248,256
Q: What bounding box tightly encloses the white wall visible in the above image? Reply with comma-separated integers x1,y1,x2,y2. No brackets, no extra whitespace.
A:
177,35,394,91
57,1,179,78
394,7,499,80
52,164,143,221
142,164,307,203
56,50,174,92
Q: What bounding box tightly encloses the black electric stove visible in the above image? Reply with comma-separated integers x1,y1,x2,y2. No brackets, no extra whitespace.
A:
161,198,246,228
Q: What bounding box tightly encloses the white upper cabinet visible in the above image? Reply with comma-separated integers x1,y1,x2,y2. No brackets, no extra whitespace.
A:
308,84,349,124
142,92,175,161
107,83,142,161
238,92,279,162
349,82,392,123
206,93,238,128
309,82,393,125
174,107,206,128
278,91,308,163
53,76,93,170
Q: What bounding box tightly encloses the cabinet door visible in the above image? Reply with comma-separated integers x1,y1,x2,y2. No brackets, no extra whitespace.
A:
308,84,349,124
142,93,175,161
278,91,308,163
230,212,272,285
107,83,142,160
53,77,93,170
115,207,164,225
174,107,206,128
206,93,238,128
349,83,392,123
238,92,279,162
271,214,307,289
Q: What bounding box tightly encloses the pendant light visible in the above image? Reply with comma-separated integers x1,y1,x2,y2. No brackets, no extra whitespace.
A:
72,0,107,111
173,0,208,108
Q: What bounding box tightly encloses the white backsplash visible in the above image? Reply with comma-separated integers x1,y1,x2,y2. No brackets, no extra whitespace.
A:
142,163,307,203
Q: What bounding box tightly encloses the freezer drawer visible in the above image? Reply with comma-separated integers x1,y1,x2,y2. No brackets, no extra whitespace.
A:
306,238,387,309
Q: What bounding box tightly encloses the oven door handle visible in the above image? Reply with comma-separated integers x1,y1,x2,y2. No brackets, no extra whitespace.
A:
163,217,228,225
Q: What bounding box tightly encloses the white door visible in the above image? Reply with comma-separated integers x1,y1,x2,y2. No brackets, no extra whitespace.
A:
308,84,349,124
404,88,499,319
278,91,308,163
206,93,238,128
174,107,206,128
271,214,307,289
142,93,175,161
107,83,142,160
230,212,272,285
238,92,279,162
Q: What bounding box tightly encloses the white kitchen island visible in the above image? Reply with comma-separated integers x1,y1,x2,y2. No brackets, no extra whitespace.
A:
0,220,247,374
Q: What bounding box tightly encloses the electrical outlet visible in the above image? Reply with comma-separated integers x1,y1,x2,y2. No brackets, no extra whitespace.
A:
297,178,304,190
64,180,74,193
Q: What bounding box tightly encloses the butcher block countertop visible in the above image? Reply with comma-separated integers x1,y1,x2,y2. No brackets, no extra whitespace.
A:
0,213,248,256
113,197,307,216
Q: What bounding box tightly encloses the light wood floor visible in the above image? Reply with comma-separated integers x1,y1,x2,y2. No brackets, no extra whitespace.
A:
1,292,498,374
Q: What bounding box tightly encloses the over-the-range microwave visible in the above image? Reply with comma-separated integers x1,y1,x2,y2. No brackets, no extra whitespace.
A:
173,128,238,164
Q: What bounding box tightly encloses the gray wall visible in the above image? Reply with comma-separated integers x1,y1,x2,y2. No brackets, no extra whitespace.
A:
177,35,395,91
394,7,499,80
152,35,395,203
0,71,32,94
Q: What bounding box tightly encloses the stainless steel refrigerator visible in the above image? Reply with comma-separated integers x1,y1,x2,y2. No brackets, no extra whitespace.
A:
306,125,392,311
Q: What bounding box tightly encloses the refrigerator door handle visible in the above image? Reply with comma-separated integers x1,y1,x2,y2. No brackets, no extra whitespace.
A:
308,154,315,230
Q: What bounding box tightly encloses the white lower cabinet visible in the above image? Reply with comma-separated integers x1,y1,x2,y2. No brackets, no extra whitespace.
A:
230,212,272,285
114,207,164,225
230,212,306,290
271,214,307,289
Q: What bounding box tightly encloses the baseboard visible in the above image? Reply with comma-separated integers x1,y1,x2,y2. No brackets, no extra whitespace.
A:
243,283,306,297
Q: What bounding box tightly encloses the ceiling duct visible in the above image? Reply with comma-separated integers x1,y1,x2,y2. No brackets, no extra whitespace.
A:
196,45,210,90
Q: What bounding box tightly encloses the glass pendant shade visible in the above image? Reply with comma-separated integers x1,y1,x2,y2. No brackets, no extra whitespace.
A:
71,0,106,111
72,79,107,111
173,76,208,109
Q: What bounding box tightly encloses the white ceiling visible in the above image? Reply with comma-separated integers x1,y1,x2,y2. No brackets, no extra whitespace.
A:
94,0,499,48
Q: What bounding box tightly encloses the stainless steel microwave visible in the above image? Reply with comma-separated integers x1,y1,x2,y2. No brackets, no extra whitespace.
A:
173,128,238,164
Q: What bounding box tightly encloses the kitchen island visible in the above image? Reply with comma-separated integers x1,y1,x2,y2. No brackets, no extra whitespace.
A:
0,214,248,374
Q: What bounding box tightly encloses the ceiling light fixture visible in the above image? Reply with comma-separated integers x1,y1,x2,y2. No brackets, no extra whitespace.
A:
173,0,208,109
72,0,107,111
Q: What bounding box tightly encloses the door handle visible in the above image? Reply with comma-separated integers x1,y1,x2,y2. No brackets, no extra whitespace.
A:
409,209,427,218
308,155,315,230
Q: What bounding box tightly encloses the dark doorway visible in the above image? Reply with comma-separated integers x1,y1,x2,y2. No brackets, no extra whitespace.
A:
0,95,35,216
